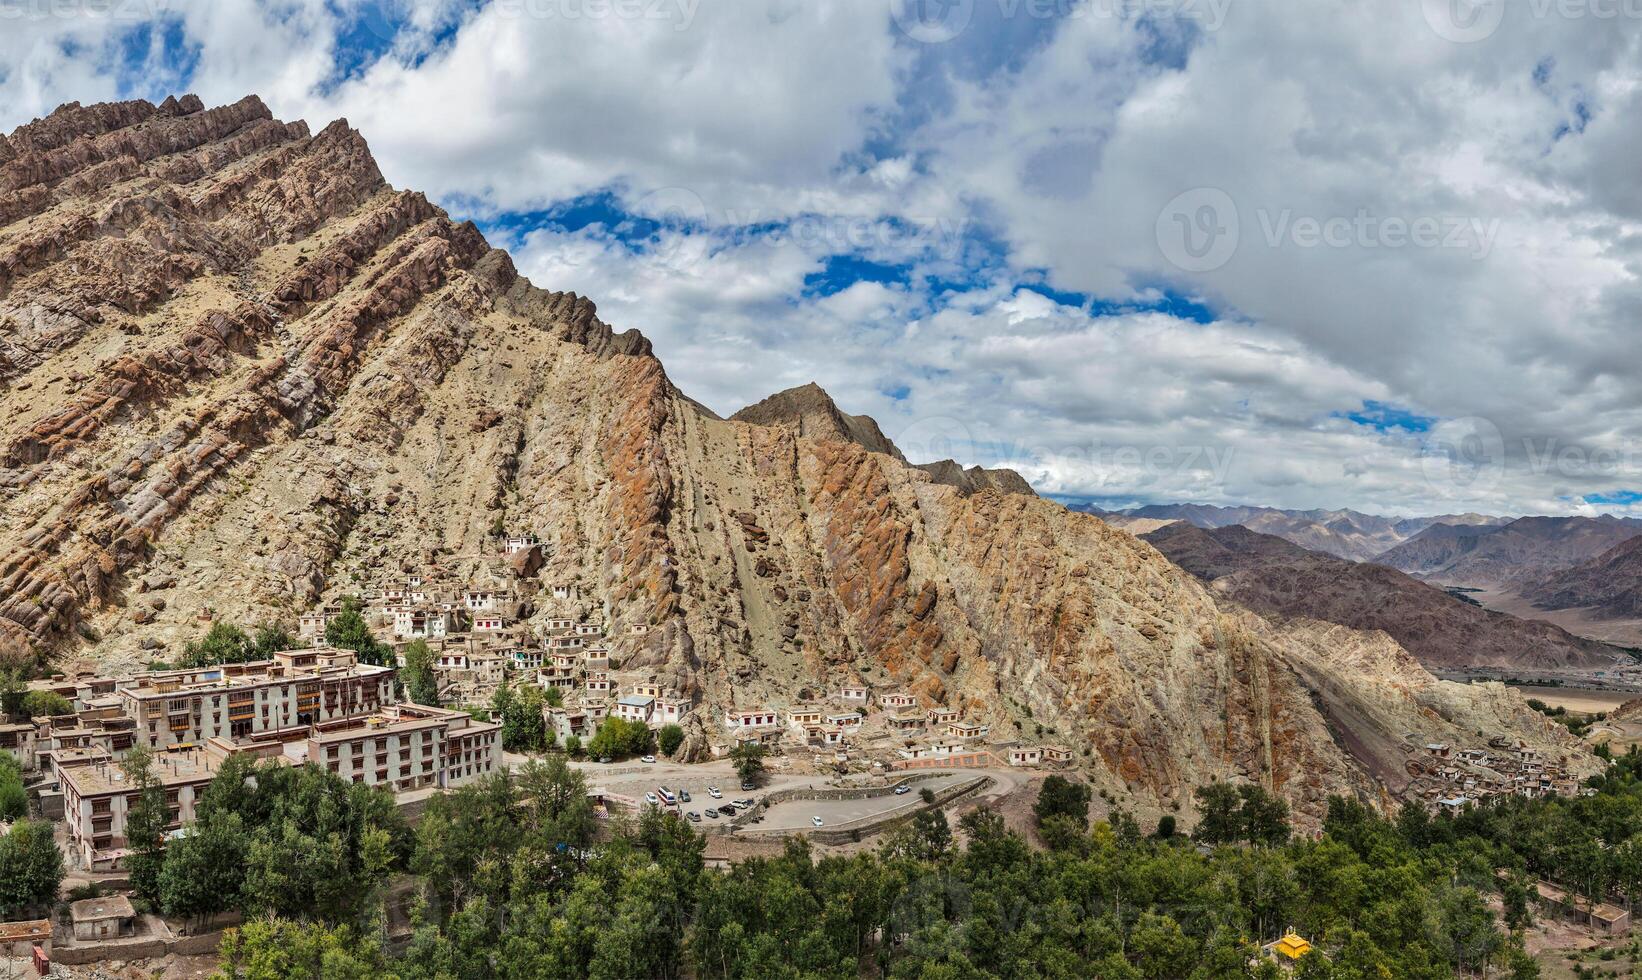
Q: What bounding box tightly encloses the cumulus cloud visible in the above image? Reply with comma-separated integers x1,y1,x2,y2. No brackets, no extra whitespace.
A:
5,0,1642,516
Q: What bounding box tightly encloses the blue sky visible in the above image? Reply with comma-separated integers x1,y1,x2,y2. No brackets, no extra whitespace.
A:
7,0,1642,518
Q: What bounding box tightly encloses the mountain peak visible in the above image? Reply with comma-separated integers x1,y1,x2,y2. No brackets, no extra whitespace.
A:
730,383,1037,496
730,382,906,460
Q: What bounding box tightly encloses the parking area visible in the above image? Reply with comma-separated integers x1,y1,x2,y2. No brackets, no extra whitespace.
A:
756,772,972,832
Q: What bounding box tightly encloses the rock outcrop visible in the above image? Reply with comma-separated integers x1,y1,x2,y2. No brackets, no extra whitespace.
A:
731,382,1036,498
0,95,1594,821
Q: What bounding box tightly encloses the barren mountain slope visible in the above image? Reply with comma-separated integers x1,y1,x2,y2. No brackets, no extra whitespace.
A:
1144,522,1623,671
1523,534,1642,621
1376,516,1642,589
0,96,1594,818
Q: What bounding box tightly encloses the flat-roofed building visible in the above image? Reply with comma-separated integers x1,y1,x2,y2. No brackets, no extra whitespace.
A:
616,695,655,725
56,746,230,870
306,704,501,793
0,722,38,771
726,707,779,730
391,607,457,640
298,606,348,643
788,707,825,730
117,649,393,749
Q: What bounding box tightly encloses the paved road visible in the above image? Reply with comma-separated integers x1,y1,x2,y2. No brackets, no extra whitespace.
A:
757,772,973,831
508,755,1038,834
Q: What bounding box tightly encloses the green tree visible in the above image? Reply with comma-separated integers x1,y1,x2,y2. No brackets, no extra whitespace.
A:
657,723,685,757
0,755,26,822
1239,784,1291,848
160,811,248,925
731,741,767,786
0,670,25,719
215,918,398,980
586,717,652,760
401,640,440,707
0,820,62,918
182,622,254,668
1033,775,1091,830
251,623,298,658
121,744,170,903
494,682,549,754
19,689,71,717
1194,782,1242,845
324,599,390,667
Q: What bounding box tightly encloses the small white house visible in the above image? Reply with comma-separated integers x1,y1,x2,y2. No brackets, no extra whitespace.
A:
616,695,656,725
505,533,540,555
726,707,779,730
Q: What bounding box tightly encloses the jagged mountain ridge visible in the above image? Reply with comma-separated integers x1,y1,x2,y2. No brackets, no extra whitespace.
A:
1082,502,1508,562
1142,522,1623,671
0,95,1593,818
729,382,1037,497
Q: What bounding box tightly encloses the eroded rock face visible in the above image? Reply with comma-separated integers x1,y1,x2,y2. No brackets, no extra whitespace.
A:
0,95,1591,823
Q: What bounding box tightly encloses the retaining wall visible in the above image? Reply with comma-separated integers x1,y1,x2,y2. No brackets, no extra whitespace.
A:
733,774,994,844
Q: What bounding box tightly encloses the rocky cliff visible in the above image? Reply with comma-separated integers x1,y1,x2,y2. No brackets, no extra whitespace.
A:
0,95,1593,819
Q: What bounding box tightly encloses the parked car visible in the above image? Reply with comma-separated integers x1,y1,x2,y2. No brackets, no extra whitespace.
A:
704,808,719,819
894,784,911,795
641,755,657,764
811,816,824,827
679,789,691,803
686,811,701,822
707,786,722,799
740,781,757,791
644,792,659,805
597,757,612,764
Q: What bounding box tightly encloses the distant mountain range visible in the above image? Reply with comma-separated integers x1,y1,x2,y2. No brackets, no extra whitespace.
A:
1140,522,1625,671
1375,515,1642,590
1522,534,1642,621
1080,503,1509,562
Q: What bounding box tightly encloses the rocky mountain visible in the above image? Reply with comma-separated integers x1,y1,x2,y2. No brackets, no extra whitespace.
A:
730,383,905,460
1522,534,1642,620
1084,503,1506,562
730,383,1036,497
1141,523,1623,671
1375,516,1642,590
0,94,1593,819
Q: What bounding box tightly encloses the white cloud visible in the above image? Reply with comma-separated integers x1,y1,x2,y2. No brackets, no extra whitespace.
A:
7,0,1642,515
